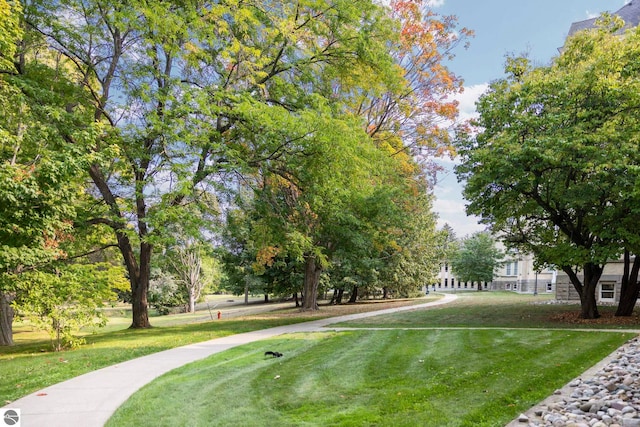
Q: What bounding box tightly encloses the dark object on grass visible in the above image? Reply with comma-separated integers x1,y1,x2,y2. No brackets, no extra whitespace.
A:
265,351,283,358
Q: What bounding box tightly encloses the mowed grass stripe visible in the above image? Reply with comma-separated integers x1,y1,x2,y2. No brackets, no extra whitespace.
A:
106,329,632,427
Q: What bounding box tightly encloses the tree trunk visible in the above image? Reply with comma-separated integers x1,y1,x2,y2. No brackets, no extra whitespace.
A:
616,253,640,316
301,255,321,311
564,263,603,319
0,292,15,346
293,292,300,307
244,277,249,305
264,293,269,303
89,164,152,329
188,290,196,314
348,285,358,303
382,287,388,299
130,242,152,328
330,288,344,304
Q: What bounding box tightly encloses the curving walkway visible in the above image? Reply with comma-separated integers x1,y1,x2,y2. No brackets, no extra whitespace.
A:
1,294,457,427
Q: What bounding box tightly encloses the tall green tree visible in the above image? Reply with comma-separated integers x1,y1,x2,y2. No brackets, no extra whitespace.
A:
24,0,403,326
0,0,101,345
374,192,441,298
247,111,407,310
449,232,503,288
456,17,640,318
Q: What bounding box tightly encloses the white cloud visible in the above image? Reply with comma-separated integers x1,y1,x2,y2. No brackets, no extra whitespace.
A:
427,0,445,7
433,198,465,215
454,83,489,122
430,83,489,237
432,162,486,237
434,201,485,237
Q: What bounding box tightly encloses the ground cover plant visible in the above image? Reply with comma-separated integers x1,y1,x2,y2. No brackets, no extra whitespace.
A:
106,328,633,427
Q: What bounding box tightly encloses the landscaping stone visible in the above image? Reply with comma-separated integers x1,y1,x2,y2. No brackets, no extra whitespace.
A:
509,337,640,427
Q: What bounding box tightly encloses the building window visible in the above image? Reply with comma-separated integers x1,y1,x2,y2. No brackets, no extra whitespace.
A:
445,263,448,272
600,283,615,301
451,278,455,288
506,261,518,276
546,283,552,292
444,278,448,288
505,283,511,290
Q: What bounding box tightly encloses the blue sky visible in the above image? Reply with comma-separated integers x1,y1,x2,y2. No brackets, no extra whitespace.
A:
429,0,625,237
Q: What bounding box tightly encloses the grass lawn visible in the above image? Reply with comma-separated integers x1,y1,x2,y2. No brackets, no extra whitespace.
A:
335,291,640,330
0,316,316,404
3,291,640,426
0,297,429,404
106,329,633,427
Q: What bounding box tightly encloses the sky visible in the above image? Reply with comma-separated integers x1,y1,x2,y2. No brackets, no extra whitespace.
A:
428,0,626,237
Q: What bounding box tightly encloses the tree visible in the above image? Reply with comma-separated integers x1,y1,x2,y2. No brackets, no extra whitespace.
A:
169,240,206,314
455,17,640,318
0,0,101,345
449,232,503,288
24,0,405,327
15,263,126,351
148,268,183,315
247,111,408,310
0,0,21,72
349,0,472,179
438,223,459,268
374,192,442,298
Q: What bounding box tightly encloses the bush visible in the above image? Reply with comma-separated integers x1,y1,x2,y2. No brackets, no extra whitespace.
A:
148,269,187,315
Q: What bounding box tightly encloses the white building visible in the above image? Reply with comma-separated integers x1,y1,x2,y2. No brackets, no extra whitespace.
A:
489,251,556,295
433,251,556,295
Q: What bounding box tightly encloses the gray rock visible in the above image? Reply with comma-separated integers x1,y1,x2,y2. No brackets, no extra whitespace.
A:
622,419,640,427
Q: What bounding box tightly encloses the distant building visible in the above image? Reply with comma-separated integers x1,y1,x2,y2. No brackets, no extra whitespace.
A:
555,260,631,304
432,262,487,292
490,251,556,295
433,250,556,295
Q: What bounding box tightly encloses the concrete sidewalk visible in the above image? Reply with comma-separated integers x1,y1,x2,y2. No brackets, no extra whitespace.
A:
1,294,457,427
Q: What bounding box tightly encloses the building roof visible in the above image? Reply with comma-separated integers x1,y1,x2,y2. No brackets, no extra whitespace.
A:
566,18,598,38
560,1,640,51
616,0,640,29
567,1,640,38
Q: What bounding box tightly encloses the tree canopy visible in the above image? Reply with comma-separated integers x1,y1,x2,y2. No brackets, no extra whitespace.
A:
455,16,640,318
1,0,470,342
449,232,503,286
